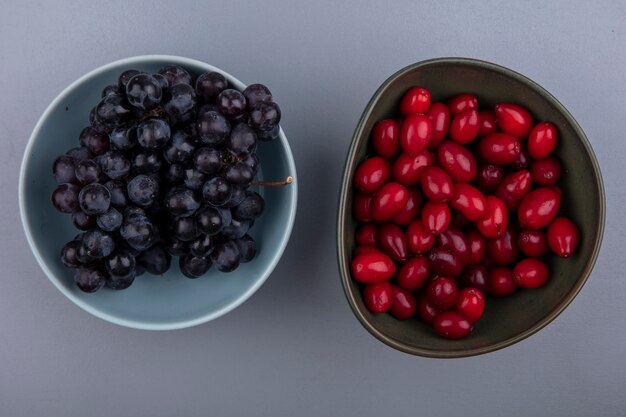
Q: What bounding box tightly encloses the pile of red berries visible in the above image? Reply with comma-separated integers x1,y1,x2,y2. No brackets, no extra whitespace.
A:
350,87,580,340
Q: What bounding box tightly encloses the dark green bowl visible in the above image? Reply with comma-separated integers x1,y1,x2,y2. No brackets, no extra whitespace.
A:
337,58,605,358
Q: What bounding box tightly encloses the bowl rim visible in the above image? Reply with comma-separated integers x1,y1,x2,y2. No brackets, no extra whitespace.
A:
19,54,298,331
337,56,606,358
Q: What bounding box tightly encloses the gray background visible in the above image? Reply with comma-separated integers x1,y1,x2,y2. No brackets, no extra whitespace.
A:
1,1,625,416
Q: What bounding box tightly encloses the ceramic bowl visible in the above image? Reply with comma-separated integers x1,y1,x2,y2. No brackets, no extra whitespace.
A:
19,55,297,330
337,57,604,357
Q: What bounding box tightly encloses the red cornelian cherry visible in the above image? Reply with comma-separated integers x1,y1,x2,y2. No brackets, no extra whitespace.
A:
434,311,473,339
478,110,497,136
377,223,408,262
450,109,480,144
421,202,451,235
513,258,549,289
407,220,436,254
460,265,490,295
474,164,504,193
456,288,485,324
494,102,534,139
436,141,477,183
392,150,432,186
450,183,487,221
428,247,463,277
420,166,455,202
495,169,532,212
487,226,519,266
389,285,418,320
476,196,508,238
400,86,431,115
478,133,521,165
518,229,549,258
426,277,459,310
372,119,400,159
391,188,422,225
466,228,487,265
547,217,580,258
426,102,451,149
400,114,432,156
447,93,478,117
528,122,557,159
371,182,410,221
436,226,471,266
489,267,517,297
353,156,390,193
363,282,392,314
351,251,396,283
397,256,431,290
517,187,561,230
531,155,562,186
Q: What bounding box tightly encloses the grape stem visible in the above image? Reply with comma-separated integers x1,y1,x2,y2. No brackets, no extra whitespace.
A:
252,176,293,187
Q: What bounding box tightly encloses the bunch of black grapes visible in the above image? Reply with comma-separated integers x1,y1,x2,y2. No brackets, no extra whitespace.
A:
51,65,280,292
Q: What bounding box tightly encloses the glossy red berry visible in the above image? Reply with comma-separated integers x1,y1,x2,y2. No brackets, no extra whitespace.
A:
495,169,532,212
513,258,549,289
456,288,485,324
517,187,561,230
447,93,478,117
389,285,417,320
494,102,534,139
450,183,487,221
371,182,410,221
436,141,477,183
428,247,463,277
489,267,517,297
392,150,432,186
547,217,580,258
476,196,508,238
518,229,549,258
420,166,454,202
363,282,392,313
527,122,557,159
460,265,490,295
377,223,409,262
466,229,487,265
397,256,431,290
427,277,460,310
421,202,451,235
478,110,497,136
407,220,436,254
450,109,480,144
400,86,431,115
391,188,422,225
426,102,450,149
487,226,519,266
353,156,390,193
400,114,432,156
433,311,473,339
478,133,521,165
372,119,400,158
351,252,396,283
531,155,562,186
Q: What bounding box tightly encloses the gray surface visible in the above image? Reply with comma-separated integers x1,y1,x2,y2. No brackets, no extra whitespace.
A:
1,0,625,415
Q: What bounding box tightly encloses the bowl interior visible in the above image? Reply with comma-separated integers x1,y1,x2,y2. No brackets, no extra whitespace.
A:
338,58,604,357
20,56,297,330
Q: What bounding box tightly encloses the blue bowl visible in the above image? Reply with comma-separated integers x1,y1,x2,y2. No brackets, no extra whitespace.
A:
19,55,297,330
